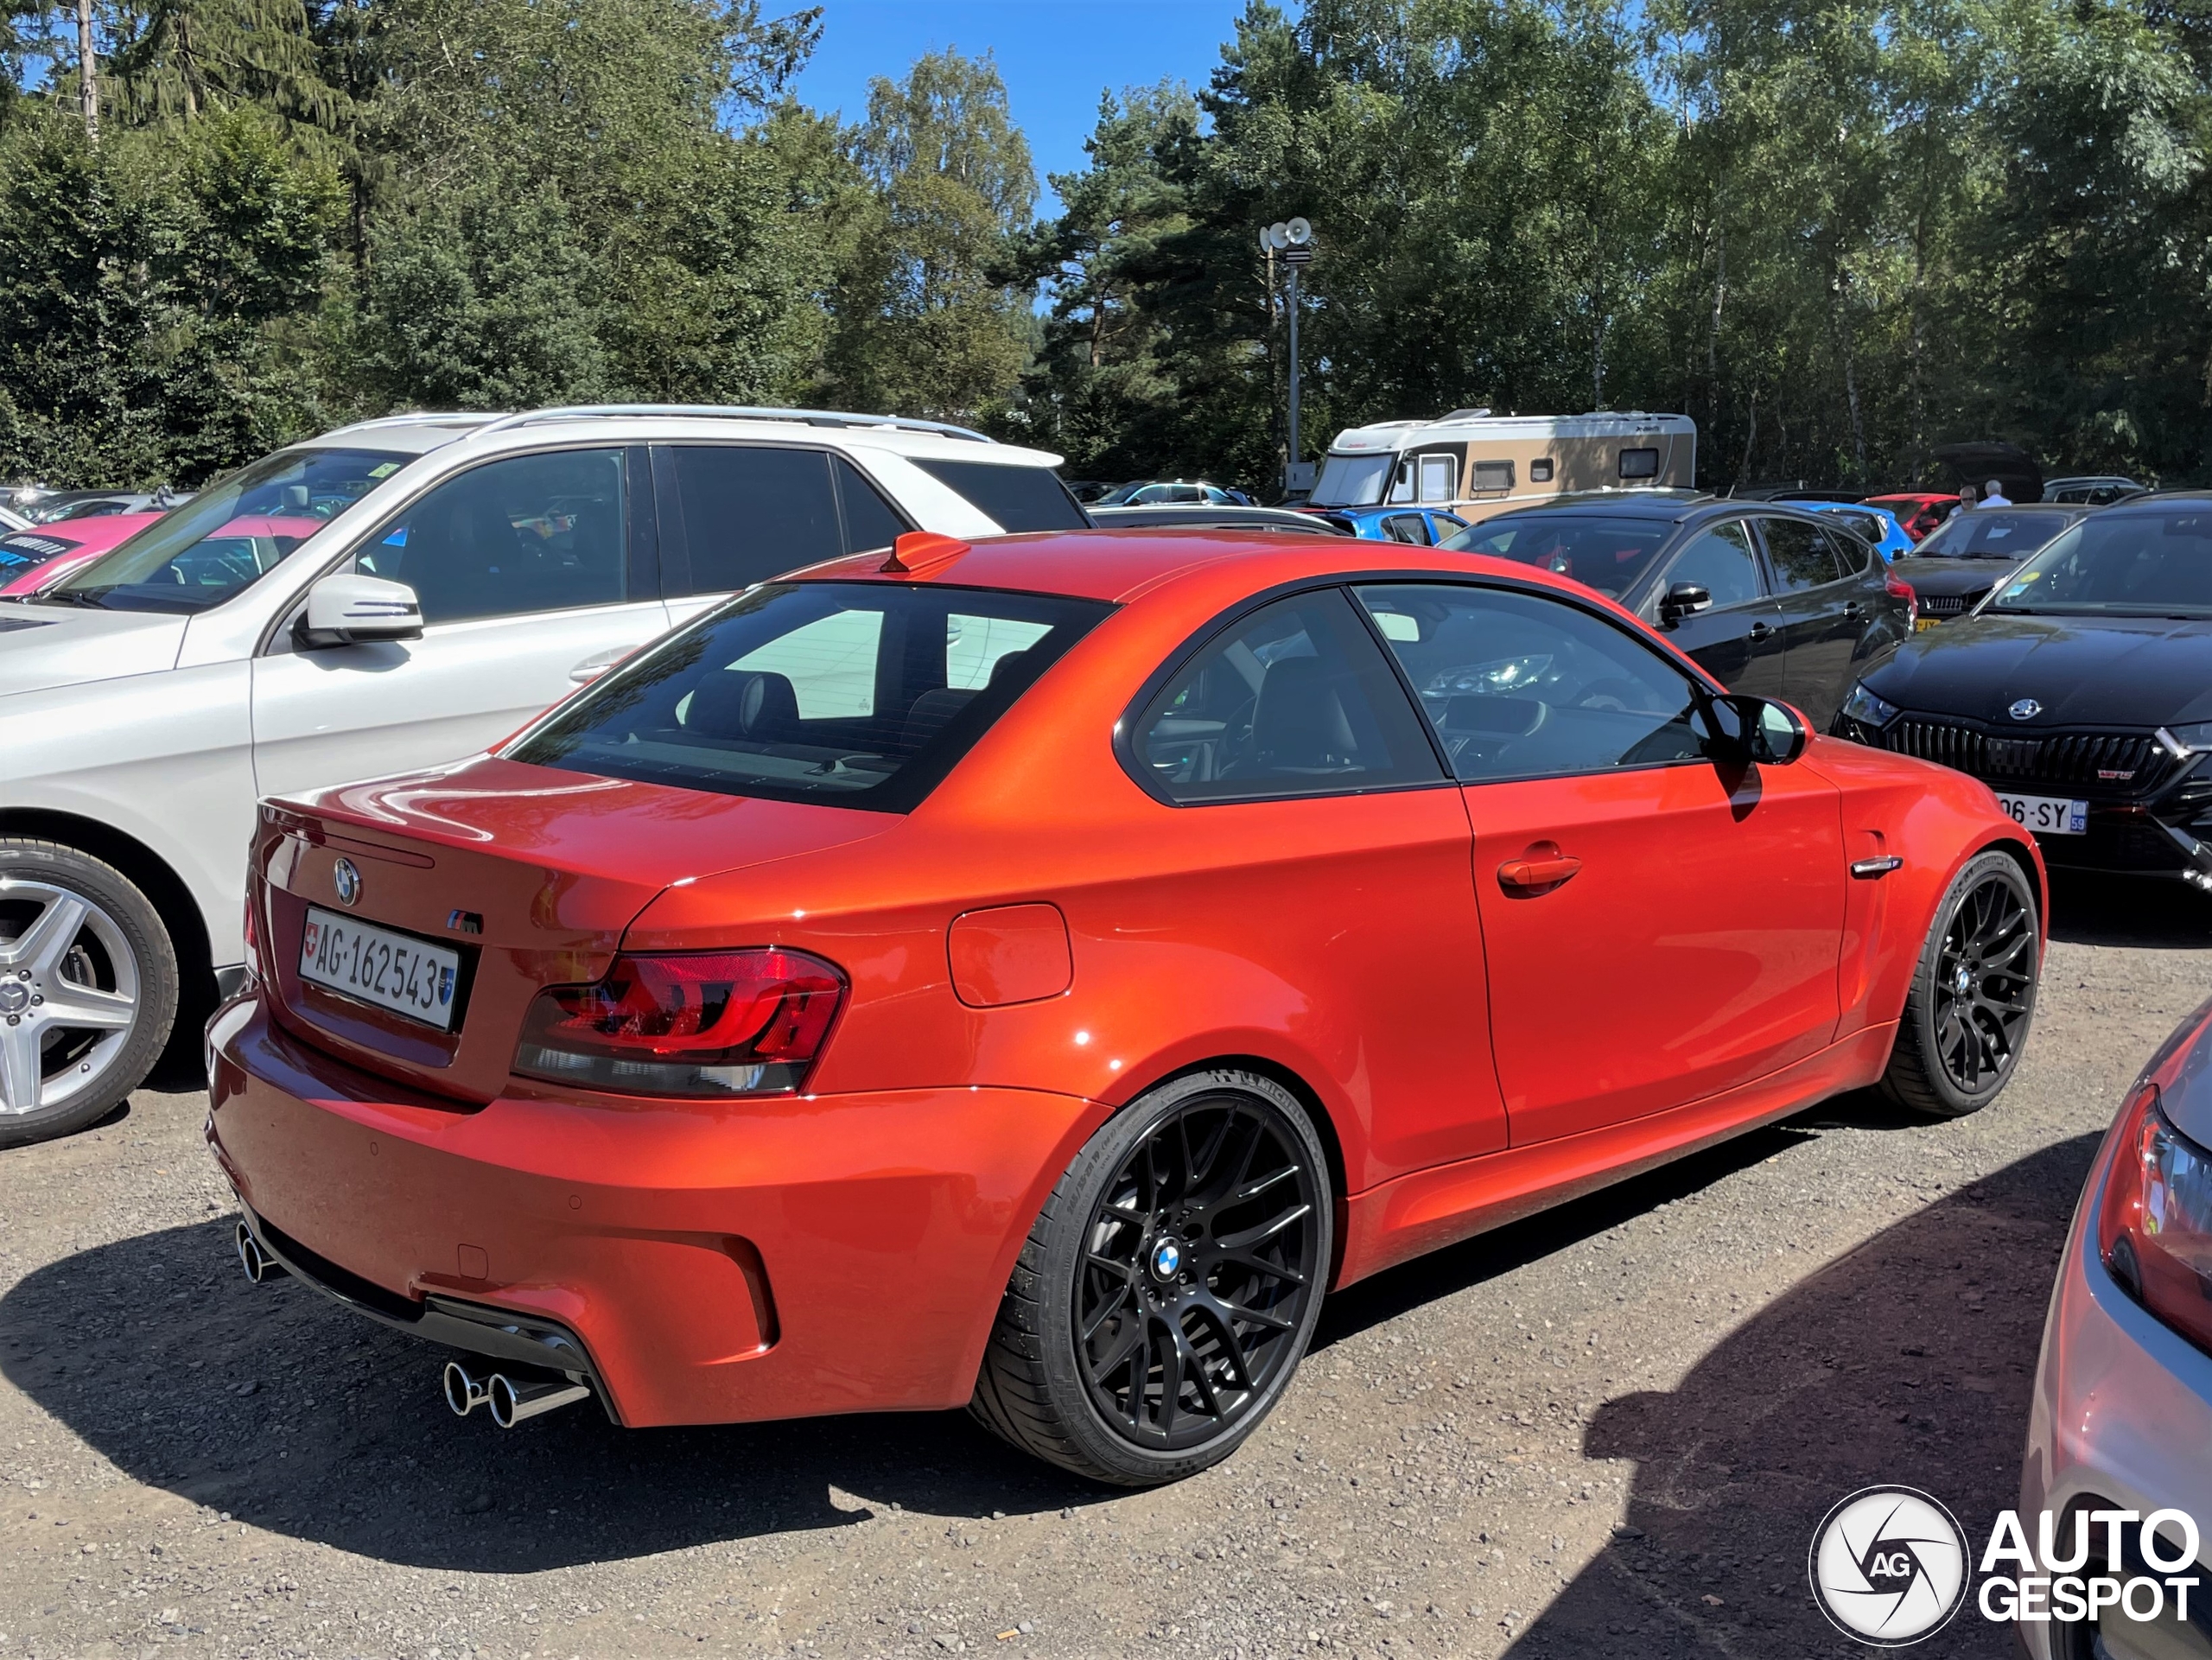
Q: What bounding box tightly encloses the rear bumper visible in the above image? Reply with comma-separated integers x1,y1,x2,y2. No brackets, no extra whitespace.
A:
207,996,1100,1428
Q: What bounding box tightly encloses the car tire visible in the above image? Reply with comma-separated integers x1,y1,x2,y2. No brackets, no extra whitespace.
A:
969,1068,1332,1486
0,839,179,1149
1879,849,2039,1118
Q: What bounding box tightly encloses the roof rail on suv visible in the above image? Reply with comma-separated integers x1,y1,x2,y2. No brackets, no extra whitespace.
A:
473,405,996,444
315,412,503,438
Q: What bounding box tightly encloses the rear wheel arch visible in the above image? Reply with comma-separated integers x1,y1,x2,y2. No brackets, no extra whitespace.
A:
0,809,214,999
1108,1053,1351,1284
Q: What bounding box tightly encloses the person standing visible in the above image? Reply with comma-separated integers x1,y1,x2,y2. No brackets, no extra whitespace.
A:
1979,478,2012,508
1950,484,1979,518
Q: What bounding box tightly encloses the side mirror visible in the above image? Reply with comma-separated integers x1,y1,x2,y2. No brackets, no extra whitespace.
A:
1698,693,1809,766
1659,582,1713,625
298,572,423,648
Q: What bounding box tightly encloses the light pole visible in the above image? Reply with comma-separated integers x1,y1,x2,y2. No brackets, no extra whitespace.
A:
1260,218,1313,496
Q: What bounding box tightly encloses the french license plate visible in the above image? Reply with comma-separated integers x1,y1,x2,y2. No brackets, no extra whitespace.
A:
1995,792,2088,836
298,906,462,1030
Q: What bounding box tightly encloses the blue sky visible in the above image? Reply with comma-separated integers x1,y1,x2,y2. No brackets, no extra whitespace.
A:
788,0,1252,209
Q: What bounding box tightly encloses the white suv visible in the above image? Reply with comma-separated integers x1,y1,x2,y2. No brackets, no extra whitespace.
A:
0,405,1082,1145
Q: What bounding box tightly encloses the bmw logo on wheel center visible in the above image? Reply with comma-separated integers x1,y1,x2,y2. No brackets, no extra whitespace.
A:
1809,1486,1970,1644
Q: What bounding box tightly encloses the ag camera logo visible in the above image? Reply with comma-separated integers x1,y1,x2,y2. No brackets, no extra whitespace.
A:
1808,1486,1969,1644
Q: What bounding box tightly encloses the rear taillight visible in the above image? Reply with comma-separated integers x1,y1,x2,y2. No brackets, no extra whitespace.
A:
514,949,846,1097
1885,573,1917,627
2098,1082,2212,1352
241,881,262,989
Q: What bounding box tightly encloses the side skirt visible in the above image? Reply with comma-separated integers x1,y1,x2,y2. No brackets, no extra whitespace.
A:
1334,1023,1896,1287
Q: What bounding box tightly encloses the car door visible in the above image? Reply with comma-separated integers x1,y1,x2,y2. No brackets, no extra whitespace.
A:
1756,514,1863,729
658,445,910,627
1642,517,1787,698
1353,580,1847,1145
1122,587,1507,1179
251,445,672,799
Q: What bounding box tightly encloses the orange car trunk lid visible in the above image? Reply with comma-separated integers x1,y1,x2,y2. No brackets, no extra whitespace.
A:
257,757,890,1103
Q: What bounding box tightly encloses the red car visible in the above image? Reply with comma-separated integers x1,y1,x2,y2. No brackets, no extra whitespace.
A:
1863,492,1961,544
207,528,2045,1484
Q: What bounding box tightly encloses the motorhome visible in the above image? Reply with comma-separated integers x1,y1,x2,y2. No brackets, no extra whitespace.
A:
1306,410,1698,525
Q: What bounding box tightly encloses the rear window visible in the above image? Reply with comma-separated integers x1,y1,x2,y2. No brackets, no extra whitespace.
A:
909,459,1087,532
509,581,1112,811
1440,513,1671,600
0,531,74,573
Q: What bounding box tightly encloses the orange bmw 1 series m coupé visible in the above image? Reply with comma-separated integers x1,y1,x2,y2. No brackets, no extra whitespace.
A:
207,526,2044,1485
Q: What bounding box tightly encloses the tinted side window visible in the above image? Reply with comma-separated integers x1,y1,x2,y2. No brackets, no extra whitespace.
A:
1382,513,1433,545
1758,518,1842,592
1823,523,1872,575
1131,588,1444,802
663,445,842,597
1355,583,1709,783
1619,448,1660,480
359,448,628,625
1663,521,1762,607
832,456,910,553
909,458,1087,531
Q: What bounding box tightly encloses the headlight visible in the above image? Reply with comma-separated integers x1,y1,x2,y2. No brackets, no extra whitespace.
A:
2158,722,2212,757
1839,683,1900,729
2100,1082,2212,1357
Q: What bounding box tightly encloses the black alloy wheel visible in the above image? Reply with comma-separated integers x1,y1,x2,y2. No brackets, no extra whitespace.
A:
1881,849,2039,1117
969,1069,1331,1485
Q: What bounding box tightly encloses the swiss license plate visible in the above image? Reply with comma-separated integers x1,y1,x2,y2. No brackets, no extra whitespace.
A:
1995,792,2088,836
298,906,462,1030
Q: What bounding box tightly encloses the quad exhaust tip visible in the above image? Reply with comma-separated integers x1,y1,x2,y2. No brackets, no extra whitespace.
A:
442,1360,590,1429
235,1221,287,1284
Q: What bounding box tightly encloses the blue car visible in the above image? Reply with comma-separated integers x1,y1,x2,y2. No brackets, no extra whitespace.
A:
1780,499,1914,562
1311,505,1470,546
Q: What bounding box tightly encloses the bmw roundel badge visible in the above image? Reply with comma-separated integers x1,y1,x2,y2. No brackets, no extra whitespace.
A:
2007,697,2042,722
333,856,361,906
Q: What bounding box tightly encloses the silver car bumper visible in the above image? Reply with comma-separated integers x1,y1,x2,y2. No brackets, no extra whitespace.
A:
2021,1117,2212,1660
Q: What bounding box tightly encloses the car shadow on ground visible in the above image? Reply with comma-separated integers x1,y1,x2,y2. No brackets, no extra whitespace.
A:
1,1113,1836,1575
2049,868,2212,948
1498,1133,2101,1659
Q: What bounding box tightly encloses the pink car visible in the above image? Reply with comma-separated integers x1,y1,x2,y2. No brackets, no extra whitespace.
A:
0,513,164,597
0,512,321,599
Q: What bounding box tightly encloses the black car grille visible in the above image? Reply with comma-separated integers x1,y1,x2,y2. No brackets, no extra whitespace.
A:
1914,592,1980,616
1877,719,2177,796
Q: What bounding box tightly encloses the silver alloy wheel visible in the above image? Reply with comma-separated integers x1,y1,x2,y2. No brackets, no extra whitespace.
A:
0,877,140,1117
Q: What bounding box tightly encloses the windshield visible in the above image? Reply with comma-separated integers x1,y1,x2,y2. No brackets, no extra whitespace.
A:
1310,452,1394,507
1440,514,1672,600
510,581,1113,811
42,447,409,614
1915,510,2077,560
1992,511,2212,617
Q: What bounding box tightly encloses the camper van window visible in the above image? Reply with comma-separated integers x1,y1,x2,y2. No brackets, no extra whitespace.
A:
1618,448,1661,480
1312,452,1393,507
1471,460,1514,493
1530,458,1555,482
1418,455,1458,502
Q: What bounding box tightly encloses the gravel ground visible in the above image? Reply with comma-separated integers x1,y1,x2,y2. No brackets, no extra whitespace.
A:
2,871,2208,1660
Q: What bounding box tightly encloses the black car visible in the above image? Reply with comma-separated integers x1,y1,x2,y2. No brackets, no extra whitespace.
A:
1442,496,1916,728
1890,503,2094,624
1834,493,2212,883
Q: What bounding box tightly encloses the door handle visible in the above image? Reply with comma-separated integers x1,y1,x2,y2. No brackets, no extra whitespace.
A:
1844,601,1866,618
1746,622,1774,641
569,646,639,684
1497,852,1583,892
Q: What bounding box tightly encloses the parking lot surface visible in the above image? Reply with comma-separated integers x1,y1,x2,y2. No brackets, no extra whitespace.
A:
2,874,2207,1660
